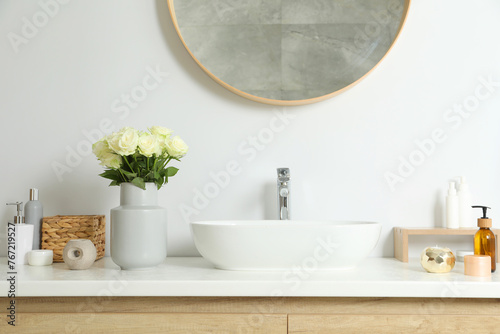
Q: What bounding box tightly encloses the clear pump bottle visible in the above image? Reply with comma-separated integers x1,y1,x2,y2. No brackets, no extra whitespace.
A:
472,206,496,272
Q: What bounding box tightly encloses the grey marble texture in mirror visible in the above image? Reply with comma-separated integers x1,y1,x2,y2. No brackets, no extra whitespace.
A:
169,0,409,105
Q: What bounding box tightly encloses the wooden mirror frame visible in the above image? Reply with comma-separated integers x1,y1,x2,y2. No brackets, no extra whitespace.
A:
168,0,411,106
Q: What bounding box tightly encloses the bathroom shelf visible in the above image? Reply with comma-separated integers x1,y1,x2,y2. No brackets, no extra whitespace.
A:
394,227,500,263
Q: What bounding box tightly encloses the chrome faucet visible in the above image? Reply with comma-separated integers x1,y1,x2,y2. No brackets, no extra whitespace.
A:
277,168,290,220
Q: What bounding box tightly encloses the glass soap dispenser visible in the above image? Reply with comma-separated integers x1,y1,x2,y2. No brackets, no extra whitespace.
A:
472,206,496,272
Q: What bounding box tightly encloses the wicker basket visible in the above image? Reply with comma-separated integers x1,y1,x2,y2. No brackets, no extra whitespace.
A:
41,215,105,262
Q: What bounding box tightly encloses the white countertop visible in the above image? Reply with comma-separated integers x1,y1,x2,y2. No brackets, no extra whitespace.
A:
1,257,499,298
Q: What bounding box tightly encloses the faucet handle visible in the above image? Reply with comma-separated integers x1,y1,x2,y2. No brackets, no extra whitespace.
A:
277,168,290,220
277,168,290,181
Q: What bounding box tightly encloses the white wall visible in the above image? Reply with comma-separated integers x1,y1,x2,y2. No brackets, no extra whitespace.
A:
1,0,500,260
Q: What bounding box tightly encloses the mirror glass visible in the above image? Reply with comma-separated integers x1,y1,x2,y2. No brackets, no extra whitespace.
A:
169,0,410,105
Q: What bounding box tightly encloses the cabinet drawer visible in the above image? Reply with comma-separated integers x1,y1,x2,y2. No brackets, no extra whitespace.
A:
1,312,288,334
288,314,500,334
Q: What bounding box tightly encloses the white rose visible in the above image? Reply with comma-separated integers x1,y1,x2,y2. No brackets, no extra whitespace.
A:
92,139,122,168
149,126,172,139
100,152,122,169
149,126,172,151
138,133,161,157
107,127,139,156
92,139,110,160
165,136,188,158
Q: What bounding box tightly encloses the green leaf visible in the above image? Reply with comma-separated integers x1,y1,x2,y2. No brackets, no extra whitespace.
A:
99,170,116,177
131,177,146,190
166,167,179,177
137,160,147,169
99,170,120,181
109,180,119,186
120,169,137,178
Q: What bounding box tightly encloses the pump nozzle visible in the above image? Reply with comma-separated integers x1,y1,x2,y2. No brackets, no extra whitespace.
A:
6,202,24,224
472,205,492,228
472,205,491,219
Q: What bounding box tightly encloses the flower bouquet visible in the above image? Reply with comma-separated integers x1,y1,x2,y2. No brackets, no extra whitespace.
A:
92,126,188,190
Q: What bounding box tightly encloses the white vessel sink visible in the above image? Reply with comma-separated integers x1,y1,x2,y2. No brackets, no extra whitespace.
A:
191,220,381,270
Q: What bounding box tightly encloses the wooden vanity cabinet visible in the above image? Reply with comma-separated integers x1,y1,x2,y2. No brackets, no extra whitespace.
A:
1,297,499,333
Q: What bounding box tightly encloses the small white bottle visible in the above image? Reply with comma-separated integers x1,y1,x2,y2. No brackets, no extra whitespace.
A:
446,181,459,228
25,188,43,249
458,176,474,228
6,202,34,265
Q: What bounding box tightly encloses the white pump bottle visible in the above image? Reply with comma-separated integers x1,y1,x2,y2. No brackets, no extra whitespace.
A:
446,181,459,229
458,176,474,228
6,202,34,265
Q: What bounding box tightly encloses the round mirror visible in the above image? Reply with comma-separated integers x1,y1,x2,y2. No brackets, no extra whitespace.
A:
168,0,410,106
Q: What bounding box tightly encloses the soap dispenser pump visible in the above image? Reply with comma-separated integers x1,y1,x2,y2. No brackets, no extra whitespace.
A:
6,202,34,265
472,206,496,272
